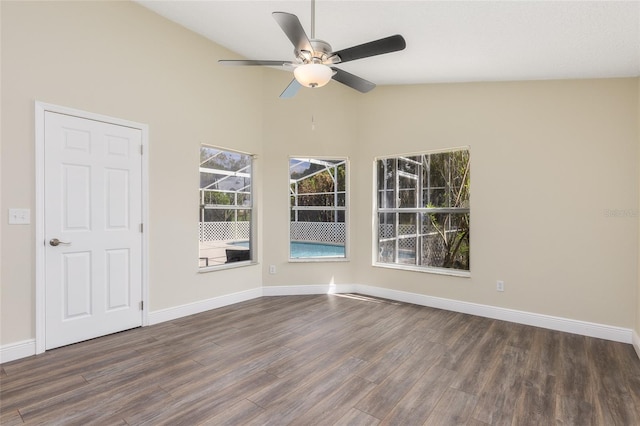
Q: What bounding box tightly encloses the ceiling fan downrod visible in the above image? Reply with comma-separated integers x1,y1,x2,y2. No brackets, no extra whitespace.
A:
310,0,316,39
305,0,334,65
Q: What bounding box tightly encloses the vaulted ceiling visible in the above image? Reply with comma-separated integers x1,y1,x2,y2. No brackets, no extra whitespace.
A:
137,0,640,86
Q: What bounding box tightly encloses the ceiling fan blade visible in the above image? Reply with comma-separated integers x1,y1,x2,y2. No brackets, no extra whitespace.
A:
280,78,303,99
331,68,376,93
331,34,406,64
272,12,313,54
218,60,293,67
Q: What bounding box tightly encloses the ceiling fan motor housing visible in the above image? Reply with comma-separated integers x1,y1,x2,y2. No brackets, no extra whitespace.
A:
297,39,337,64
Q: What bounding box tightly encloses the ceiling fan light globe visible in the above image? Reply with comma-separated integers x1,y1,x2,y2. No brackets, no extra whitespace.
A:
294,63,332,88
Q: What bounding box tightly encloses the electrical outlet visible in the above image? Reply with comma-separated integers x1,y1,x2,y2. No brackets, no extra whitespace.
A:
269,265,276,274
496,280,505,292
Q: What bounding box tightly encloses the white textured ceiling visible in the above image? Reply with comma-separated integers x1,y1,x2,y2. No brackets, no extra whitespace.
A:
136,0,640,86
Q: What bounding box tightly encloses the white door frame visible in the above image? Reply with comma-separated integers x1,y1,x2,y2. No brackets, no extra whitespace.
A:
34,101,150,354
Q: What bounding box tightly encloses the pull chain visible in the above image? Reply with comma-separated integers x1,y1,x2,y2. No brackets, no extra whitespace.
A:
310,1,317,132
311,87,317,131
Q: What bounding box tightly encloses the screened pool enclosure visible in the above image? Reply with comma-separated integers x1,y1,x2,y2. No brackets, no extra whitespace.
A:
199,149,347,267
199,146,253,267
375,149,470,272
289,157,347,259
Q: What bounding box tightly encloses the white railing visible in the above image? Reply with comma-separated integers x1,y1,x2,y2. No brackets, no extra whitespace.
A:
199,221,250,242
199,221,346,244
290,222,345,244
378,224,461,250
379,224,417,240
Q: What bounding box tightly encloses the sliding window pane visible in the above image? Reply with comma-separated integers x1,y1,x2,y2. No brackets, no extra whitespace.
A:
199,146,253,268
289,157,348,260
375,148,470,273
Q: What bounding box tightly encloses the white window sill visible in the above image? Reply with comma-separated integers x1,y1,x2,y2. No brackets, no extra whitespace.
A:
198,261,258,273
373,262,471,278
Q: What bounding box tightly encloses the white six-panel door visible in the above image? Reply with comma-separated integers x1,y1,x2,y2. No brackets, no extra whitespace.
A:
44,111,143,350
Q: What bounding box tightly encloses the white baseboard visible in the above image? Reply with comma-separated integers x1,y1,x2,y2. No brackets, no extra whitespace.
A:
353,284,633,344
262,284,633,344
0,339,36,364
262,284,357,296
3,284,637,363
148,287,263,325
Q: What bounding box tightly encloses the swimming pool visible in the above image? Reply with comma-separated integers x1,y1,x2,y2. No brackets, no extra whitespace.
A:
290,242,345,258
230,241,345,258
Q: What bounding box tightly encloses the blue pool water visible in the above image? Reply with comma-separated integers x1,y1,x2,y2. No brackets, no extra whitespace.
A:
230,241,250,248
230,241,345,258
290,242,345,258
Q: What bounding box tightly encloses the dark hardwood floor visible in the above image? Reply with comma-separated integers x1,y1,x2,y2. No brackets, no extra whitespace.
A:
1,294,639,425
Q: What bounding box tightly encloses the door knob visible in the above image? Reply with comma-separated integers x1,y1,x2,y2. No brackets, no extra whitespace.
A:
49,238,71,247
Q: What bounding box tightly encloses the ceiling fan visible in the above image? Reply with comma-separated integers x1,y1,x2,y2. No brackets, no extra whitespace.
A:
219,0,406,98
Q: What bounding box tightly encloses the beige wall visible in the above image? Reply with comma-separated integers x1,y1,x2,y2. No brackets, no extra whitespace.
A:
355,80,638,328
637,77,640,337
1,1,639,349
260,70,359,287
1,1,264,345
261,76,639,329
0,2,4,347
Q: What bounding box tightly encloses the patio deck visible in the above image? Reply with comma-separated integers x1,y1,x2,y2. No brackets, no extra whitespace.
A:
199,240,248,267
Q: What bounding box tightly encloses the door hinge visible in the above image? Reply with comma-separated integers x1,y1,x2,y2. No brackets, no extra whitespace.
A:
140,223,143,233
140,301,144,310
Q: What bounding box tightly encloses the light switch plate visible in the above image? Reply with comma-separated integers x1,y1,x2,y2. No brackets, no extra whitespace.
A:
9,208,30,225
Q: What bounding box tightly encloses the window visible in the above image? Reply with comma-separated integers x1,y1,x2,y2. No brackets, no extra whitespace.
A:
289,157,348,260
199,146,253,268
375,148,470,273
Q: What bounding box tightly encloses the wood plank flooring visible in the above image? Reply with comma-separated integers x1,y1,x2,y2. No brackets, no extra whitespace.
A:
1,294,639,425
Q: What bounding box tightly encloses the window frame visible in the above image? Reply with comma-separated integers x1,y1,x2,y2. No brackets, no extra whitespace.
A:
289,156,350,262
198,144,256,272
373,147,470,277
